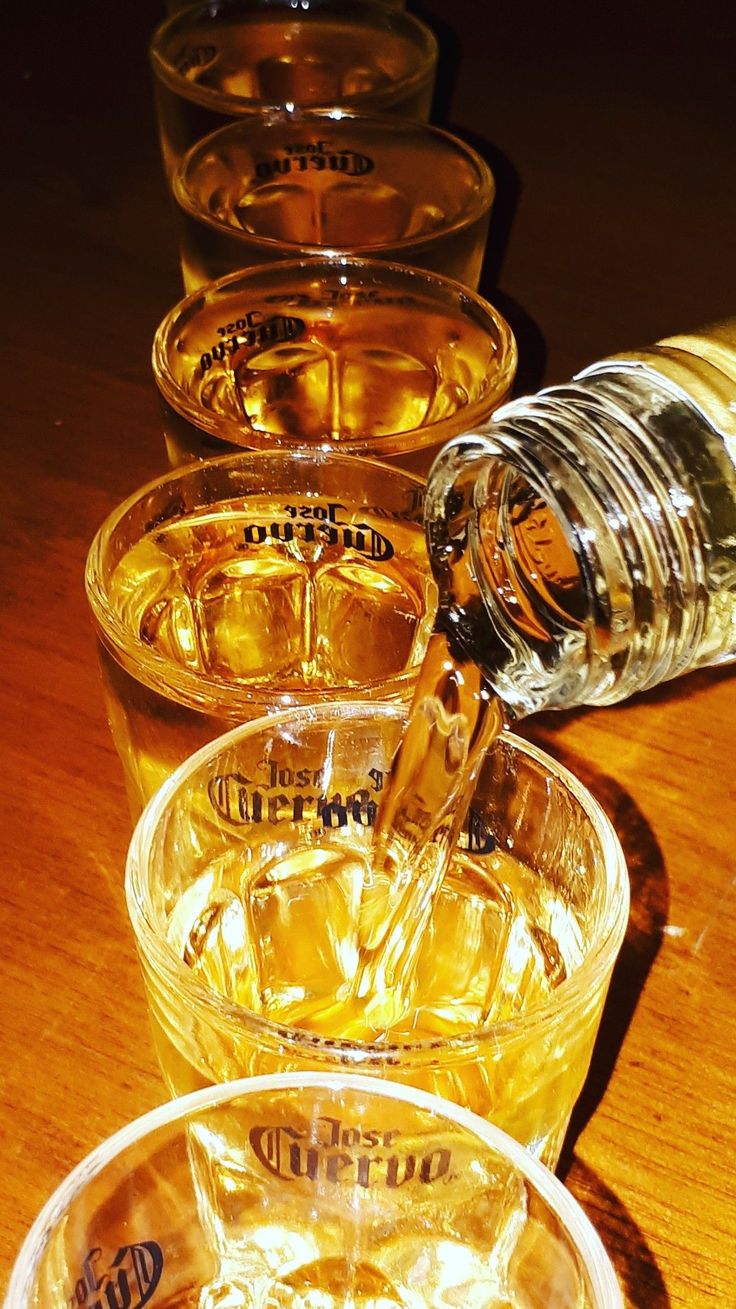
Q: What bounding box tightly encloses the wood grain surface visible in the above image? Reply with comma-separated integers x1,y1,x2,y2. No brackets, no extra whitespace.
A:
0,3,734,1307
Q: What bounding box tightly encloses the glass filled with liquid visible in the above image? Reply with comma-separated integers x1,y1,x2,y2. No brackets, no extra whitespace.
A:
152,256,517,474
150,0,438,177
85,451,435,815
126,701,628,1167
173,110,495,291
3,1074,623,1309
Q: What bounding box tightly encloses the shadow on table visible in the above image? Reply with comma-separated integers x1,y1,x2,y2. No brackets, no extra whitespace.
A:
485,282,548,396
394,0,550,398
407,7,548,403
566,1157,672,1309
410,1,463,126
538,742,670,1155
444,122,549,396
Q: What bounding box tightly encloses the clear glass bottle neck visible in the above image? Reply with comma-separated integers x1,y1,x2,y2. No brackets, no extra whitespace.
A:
425,367,718,716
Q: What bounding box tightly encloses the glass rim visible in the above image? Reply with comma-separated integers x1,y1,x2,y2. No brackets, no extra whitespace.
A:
3,1071,622,1309
126,701,630,1062
150,0,439,118
151,254,518,457
84,447,430,713
172,109,495,256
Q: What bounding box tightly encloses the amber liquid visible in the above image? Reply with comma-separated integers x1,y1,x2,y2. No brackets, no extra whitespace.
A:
101,496,431,809
171,18,424,105
168,826,581,1042
158,803,595,1170
163,287,503,462
148,486,600,1164
155,13,435,175
225,169,448,249
176,120,489,290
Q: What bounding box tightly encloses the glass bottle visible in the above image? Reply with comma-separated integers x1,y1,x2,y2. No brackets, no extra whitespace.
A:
424,319,736,716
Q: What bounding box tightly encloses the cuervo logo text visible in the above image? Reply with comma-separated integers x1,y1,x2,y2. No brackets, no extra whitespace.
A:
208,761,384,831
208,760,493,854
69,1245,163,1309
254,139,374,182
200,309,305,375
237,499,394,561
249,1115,451,1189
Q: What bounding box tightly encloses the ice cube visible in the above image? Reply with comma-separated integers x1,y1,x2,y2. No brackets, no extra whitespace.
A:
314,560,420,685
197,553,311,681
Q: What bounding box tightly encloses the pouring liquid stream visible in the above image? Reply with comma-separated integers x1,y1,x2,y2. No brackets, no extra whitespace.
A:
299,463,585,1038
300,626,506,1038
172,465,586,1044
298,454,514,1038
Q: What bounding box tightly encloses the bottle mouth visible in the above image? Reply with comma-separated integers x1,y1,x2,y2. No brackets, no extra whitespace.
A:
424,415,641,715
426,354,717,716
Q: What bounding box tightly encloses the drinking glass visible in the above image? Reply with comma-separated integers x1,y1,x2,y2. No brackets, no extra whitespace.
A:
85,451,434,813
126,702,629,1167
3,1074,623,1309
152,256,517,473
173,110,495,291
151,0,438,177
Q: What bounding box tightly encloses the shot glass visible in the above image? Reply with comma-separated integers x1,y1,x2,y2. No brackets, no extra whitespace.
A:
3,1075,623,1309
152,257,517,473
126,702,629,1167
173,111,495,291
151,0,438,177
84,451,434,814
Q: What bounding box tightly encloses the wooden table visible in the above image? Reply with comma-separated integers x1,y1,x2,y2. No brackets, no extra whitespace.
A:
1,3,734,1305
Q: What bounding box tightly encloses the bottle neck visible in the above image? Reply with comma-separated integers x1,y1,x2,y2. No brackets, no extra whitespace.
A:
425,370,712,715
